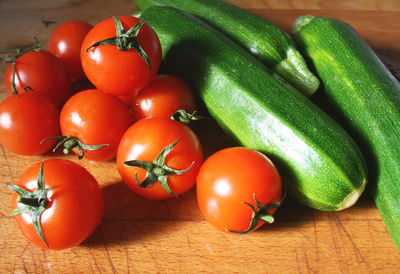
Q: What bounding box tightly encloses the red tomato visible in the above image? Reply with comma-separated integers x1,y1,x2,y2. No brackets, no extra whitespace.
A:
196,147,282,233
59,89,132,161
118,94,134,106
0,93,60,155
49,20,93,81
131,74,197,121
4,50,71,106
117,118,203,200
10,159,104,250
81,15,161,96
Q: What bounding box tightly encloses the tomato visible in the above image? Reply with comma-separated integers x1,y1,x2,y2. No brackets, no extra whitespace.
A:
118,94,134,106
4,50,71,106
81,15,162,96
0,93,60,155
57,89,132,161
49,20,93,81
117,117,203,200
9,159,104,250
196,147,283,233
131,74,197,121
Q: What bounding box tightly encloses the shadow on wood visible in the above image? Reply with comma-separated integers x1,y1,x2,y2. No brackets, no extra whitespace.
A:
81,179,203,248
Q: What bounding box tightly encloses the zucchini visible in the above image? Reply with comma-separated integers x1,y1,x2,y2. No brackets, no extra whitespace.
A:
134,0,320,96
293,15,400,249
138,6,367,211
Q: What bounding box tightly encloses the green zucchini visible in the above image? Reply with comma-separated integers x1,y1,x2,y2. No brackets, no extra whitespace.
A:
293,15,400,249
138,6,367,211
134,0,320,96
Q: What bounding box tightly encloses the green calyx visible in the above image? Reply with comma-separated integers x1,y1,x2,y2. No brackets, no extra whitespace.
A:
124,139,194,197
0,38,41,95
86,16,152,70
40,16,56,27
7,162,51,247
41,135,108,159
170,109,208,125
226,182,287,234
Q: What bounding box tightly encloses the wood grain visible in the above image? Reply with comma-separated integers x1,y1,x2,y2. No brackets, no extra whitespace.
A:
0,0,399,272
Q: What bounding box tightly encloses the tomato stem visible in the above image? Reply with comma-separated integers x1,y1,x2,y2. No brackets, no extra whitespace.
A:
124,139,194,197
0,38,41,96
226,181,287,234
41,135,109,159
85,16,152,70
41,16,56,27
17,196,49,208
170,109,208,125
7,162,51,247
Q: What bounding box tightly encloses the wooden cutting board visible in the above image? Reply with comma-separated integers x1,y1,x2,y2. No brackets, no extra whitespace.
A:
0,0,399,272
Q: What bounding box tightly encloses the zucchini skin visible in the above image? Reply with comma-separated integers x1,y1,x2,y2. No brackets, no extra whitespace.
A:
134,0,320,96
293,16,400,249
138,6,367,211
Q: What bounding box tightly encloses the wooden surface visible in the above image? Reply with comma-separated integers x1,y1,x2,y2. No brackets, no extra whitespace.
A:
1,0,400,272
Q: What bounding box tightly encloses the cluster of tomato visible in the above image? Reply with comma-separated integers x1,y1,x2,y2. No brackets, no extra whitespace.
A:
0,15,283,250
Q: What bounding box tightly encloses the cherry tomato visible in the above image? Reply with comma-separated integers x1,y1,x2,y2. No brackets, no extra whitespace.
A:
4,50,71,106
81,15,162,96
0,93,60,155
9,159,104,250
49,20,93,81
58,89,132,161
118,94,134,106
117,117,203,200
131,74,197,121
196,147,283,233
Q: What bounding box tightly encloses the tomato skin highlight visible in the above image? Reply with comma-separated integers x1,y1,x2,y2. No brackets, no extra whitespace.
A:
0,93,60,155
4,50,71,106
196,147,282,233
49,20,93,81
11,159,104,250
131,74,197,120
60,89,132,161
117,118,203,200
81,15,162,96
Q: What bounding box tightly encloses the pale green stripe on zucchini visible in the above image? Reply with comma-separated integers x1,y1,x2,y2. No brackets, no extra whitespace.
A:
138,6,367,211
134,0,320,96
293,15,400,250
